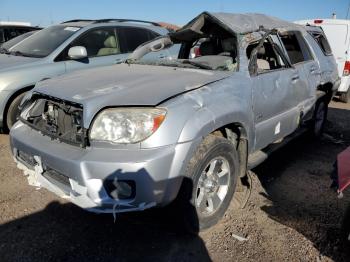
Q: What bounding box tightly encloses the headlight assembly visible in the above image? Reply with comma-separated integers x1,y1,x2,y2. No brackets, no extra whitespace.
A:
89,108,166,144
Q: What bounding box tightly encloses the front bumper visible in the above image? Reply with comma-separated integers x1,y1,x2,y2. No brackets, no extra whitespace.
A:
10,121,196,213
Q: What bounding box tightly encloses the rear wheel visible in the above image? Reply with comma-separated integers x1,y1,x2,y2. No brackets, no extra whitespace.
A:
312,98,328,138
6,92,27,131
339,88,350,103
177,134,239,232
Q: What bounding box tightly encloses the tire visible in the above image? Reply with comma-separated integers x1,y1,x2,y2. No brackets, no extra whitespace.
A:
312,98,328,138
339,89,350,103
6,92,27,130
177,134,239,232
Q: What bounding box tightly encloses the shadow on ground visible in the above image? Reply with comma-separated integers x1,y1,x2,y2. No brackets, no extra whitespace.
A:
254,106,350,261
0,201,211,262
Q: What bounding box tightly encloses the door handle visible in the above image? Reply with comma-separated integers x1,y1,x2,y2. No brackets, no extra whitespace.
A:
310,66,317,74
291,75,300,82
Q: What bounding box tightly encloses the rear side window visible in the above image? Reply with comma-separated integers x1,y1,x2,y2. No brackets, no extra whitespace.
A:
279,31,313,64
118,27,159,53
309,31,332,56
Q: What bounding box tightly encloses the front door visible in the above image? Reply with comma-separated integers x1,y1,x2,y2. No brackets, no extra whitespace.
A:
248,34,302,150
63,27,128,72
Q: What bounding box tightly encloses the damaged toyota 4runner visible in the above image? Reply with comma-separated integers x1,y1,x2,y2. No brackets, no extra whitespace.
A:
10,12,340,231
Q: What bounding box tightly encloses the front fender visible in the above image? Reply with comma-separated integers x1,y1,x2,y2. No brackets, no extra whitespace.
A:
178,101,253,146
141,75,254,151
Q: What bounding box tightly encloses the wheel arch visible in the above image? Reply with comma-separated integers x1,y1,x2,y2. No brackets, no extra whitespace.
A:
3,85,35,131
317,82,334,103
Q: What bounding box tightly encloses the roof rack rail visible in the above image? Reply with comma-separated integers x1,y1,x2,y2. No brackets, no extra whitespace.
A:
93,19,161,27
61,19,95,24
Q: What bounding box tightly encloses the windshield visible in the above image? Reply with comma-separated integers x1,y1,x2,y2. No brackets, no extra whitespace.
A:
10,25,80,58
128,14,238,72
1,31,38,52
129,37,238,72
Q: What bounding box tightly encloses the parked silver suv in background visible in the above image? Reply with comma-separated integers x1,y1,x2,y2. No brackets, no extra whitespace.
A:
0,19,171,131
10,12,340,231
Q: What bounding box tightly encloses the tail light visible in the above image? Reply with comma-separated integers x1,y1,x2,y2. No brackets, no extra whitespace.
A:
343,61,350,76
194,47,201,57
314,19,323,24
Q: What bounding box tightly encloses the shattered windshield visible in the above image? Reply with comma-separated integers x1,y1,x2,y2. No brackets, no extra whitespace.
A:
128,15,238,72
128,38,238,72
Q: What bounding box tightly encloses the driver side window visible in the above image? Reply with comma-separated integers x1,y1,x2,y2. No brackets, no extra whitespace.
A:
72,28,120,57
247,38,287,74
56,27,121,61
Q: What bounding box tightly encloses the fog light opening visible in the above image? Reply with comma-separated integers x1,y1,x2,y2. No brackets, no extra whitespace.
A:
104,179,136,200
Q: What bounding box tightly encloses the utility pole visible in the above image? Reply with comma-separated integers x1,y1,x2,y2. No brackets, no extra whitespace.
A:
347,0,350,19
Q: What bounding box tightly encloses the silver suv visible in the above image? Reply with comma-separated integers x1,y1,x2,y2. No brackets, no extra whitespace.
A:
10,12,340,231
0,19,170,131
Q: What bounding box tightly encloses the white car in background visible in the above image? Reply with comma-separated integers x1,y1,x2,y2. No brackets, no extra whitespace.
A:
295,19,350,102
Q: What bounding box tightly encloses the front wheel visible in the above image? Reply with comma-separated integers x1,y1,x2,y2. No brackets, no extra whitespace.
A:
177,134,239,232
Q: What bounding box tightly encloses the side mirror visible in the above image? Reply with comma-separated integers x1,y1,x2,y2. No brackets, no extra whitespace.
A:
68,46,87,60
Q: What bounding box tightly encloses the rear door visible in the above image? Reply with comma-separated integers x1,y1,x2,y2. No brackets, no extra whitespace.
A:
304,30,337,87
279,31,317,116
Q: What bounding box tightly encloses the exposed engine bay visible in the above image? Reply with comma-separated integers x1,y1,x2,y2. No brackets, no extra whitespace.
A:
19,94,87,147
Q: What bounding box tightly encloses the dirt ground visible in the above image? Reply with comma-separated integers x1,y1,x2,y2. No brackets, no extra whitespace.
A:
0,100,350,262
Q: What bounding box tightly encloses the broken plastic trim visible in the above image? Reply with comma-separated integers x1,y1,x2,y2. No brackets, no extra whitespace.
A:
248,28,292,76
19,93,89,148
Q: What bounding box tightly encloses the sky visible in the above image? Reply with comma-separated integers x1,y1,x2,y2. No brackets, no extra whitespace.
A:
1,0,350,27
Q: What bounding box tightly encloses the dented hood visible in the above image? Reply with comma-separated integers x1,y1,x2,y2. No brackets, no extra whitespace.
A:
34,63,230,107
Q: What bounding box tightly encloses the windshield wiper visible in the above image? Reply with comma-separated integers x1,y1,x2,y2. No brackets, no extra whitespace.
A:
6,50,38,57
182,60,212,70
0,47,10,54
10,50,28,57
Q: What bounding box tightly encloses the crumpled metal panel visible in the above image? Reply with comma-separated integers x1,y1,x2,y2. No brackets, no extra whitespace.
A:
181,12,303,35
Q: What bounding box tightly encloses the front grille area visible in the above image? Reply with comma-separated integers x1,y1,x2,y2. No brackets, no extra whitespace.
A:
42,167,71,194
20,94,88,147
17,150,36,170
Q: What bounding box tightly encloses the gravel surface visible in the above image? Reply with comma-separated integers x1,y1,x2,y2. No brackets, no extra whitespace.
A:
0,100,350,262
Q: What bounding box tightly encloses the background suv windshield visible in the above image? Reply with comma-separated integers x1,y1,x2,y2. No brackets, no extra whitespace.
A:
10,25,80,58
